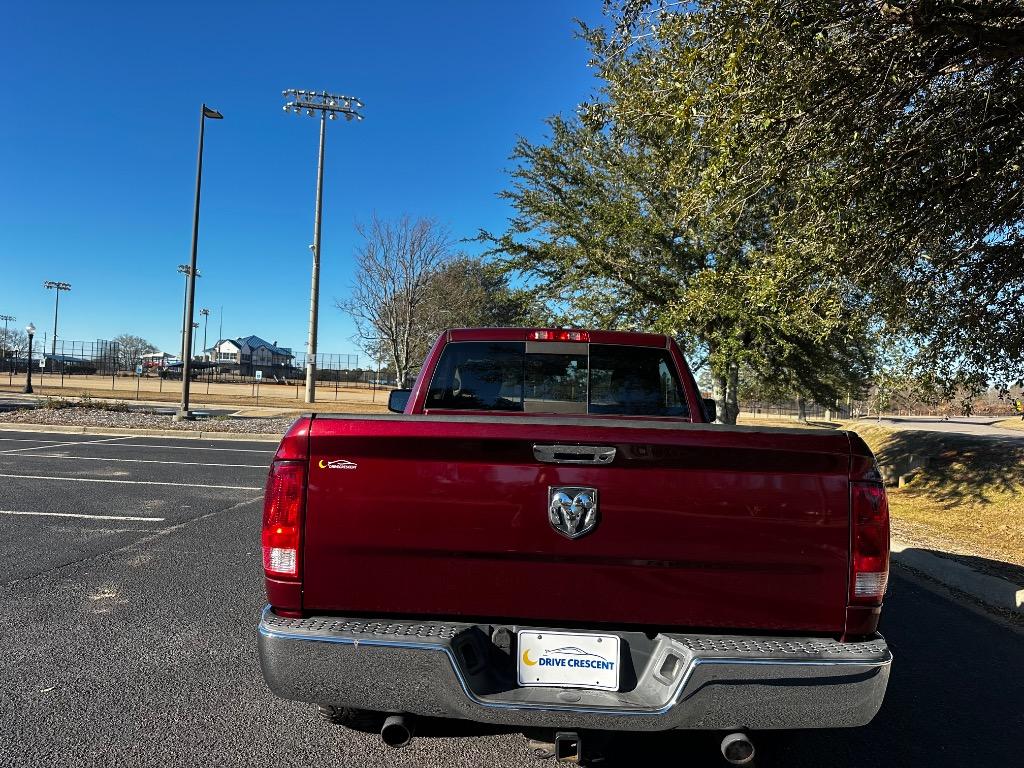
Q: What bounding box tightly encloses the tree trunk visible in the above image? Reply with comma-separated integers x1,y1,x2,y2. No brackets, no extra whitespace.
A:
797,395,808,422
725,361,740,424
711,361,740,425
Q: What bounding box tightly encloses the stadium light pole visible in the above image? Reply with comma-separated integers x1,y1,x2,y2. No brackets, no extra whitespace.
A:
281,88,364,403
176,104,222,421
199,308,210,355
23,323,35,394
0,314,14,378
43,281,71,357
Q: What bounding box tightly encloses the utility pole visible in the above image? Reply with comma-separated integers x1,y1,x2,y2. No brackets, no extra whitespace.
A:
43,281,71,357
281,88,364,403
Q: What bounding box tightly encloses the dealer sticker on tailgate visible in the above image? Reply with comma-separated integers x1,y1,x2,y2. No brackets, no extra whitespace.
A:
517,630,620,691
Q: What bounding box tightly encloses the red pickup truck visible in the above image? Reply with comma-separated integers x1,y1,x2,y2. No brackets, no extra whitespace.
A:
258,328,891,763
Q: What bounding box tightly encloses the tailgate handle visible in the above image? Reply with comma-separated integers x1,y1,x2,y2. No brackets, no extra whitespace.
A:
533,444,616,465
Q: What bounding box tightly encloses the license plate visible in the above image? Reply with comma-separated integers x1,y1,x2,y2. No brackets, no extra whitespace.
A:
516,630,620,691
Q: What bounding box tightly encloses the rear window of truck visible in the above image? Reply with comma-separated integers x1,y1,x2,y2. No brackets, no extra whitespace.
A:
424,341,689,417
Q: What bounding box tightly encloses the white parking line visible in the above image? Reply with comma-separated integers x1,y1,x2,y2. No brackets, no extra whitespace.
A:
0,473,261,490
0,509,166,522
0,436,132,455
12,454,268,469
0,436,274,453
0,437,91,444
65,442,275,454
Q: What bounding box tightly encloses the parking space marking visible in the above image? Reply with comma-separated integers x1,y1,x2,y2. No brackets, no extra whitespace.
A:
0,473,261,490
0,510,166,522
0,436,132,455
73,442,275,454
14,454,268,469
0,437,93,444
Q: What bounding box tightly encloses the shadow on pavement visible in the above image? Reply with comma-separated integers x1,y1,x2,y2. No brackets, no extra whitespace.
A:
516,575,1020,767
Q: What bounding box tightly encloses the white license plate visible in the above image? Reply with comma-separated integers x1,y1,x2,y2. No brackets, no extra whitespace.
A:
516,630,620,691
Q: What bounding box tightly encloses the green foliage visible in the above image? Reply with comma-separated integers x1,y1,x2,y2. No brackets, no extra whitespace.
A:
603,0,1024,389
486,0,1024,419
484,25,875,420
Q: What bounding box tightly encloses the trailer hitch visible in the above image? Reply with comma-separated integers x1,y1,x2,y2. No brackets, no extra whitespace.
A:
554,731,582,763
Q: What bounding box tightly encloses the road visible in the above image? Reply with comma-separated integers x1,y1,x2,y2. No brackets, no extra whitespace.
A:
1,428,1020,767
863,415,1024,439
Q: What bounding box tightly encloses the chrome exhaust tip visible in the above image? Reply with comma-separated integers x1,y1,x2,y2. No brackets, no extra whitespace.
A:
380,714,416,748
720,732,755,765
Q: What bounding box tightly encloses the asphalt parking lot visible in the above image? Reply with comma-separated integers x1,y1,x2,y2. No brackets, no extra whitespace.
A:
0,428,1021,767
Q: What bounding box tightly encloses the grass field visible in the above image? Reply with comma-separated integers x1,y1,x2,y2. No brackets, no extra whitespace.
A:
851,425,1024,568
0,374,390,413
995,417,1024,431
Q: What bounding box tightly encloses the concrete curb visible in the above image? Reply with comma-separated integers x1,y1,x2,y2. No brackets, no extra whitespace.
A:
891,540,1024,615
0,422,283,443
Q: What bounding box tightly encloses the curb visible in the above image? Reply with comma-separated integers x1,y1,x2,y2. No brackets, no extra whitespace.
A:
0,422,283,443
891,540,1023,615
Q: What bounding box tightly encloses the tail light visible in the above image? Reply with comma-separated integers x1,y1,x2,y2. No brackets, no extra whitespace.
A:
262,460,305,579
528,329,590,342
850,482,890,604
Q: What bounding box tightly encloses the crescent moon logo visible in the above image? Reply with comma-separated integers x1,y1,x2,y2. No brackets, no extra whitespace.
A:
522,649,537,667
317,460,328,469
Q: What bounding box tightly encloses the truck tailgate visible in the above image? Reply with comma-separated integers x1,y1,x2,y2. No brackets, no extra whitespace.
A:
302,415,852,633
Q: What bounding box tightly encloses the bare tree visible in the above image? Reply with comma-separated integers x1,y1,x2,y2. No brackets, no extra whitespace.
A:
111,333,157,372
339,215,452,387
0,328,28,358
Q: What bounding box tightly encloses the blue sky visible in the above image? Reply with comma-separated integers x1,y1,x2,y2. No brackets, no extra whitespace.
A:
0,1,603,363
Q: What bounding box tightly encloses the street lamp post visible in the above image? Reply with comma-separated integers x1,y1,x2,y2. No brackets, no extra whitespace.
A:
176,103,223,421
43,281,71,357
281,88,364,403
23,323,35,394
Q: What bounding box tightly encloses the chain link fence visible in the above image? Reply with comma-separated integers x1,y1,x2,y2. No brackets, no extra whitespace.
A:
1,339,392,401
3,339,122,385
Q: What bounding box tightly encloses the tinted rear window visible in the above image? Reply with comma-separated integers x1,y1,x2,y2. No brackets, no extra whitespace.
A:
424,341,689,417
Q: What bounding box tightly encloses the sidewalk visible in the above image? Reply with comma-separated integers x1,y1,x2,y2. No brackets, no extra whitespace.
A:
891,540,1024,616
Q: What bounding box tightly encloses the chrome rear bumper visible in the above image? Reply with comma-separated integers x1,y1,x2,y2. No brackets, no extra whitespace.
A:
257,606,891,731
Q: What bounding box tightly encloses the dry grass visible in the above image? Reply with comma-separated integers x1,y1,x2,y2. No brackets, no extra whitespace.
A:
851,425,1024,568
735,416,838,429
995,418,1024,432
0,376,389,414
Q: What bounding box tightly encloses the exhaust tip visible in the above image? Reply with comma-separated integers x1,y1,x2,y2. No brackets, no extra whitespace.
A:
380,714,416,748
721,732,755,765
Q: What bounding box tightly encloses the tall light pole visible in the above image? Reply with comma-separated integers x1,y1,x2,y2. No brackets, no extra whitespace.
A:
177,264,200,359
43,281,71,357
23,323,35,394
199,308,210,356
175,104,222,421
0,314,14,379
282,88,364,403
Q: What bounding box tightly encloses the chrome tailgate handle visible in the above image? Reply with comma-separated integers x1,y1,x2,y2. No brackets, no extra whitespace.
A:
533,444,617,465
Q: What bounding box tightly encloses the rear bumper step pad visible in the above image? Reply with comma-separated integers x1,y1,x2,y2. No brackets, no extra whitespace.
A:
258,607,891,731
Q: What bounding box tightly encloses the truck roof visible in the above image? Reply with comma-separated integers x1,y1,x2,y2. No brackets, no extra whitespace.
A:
446,327,670,348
